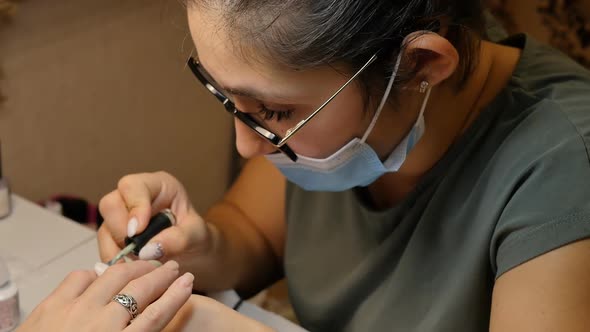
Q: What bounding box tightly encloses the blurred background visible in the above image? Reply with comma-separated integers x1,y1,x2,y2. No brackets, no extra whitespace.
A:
0,0,235,216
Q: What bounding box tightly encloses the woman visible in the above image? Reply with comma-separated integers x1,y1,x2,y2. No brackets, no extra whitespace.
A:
20,0,590,330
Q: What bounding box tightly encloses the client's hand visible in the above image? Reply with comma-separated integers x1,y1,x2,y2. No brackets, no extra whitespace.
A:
17,260,193,332
164,294,277,332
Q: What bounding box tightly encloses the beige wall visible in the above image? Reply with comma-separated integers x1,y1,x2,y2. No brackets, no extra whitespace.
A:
0,0,235,212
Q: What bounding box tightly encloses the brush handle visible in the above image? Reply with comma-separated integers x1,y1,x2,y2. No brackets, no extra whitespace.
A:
124,209,176,255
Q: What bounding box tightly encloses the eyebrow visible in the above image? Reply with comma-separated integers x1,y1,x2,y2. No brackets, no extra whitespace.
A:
197,58,297,103
225,87,283,101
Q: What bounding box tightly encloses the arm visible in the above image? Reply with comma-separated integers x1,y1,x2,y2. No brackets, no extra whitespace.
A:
97,157,286,295
490,238,590,331
204,156,287,296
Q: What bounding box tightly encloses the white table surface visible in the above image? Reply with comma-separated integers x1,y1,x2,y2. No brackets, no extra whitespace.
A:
0,195,98,317
0,195,96,282
16,238,100,315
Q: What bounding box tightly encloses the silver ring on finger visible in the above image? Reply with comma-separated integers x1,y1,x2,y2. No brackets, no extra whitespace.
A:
112,293,139,321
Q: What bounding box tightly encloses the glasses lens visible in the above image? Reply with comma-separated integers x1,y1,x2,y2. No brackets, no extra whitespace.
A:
191,58,306,141
248,109,306,139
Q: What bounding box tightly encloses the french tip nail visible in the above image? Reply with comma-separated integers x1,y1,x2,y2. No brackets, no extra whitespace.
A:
138,242,164,260
127,217,138,238
94,262,109,276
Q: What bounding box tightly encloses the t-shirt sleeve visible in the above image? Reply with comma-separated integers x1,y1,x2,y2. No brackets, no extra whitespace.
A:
490,103,590,279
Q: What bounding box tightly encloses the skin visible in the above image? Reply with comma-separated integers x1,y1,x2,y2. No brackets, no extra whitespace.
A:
17,261,194,332
93,5,590,332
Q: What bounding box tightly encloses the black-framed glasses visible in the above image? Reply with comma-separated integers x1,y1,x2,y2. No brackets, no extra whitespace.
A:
187,53,378,162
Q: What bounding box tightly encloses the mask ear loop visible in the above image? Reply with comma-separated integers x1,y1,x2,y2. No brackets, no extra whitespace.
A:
360,30,439,144
360,50,404,144
417,84,432,122
411,83,432,141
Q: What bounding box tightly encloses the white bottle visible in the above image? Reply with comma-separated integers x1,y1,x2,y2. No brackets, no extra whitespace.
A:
0,257,19,332
0,141,11,220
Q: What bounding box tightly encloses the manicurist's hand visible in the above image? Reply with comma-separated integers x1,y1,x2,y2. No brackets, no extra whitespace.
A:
97,171,224,290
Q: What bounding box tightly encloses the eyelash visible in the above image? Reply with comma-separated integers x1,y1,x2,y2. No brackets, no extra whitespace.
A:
258,105,294,122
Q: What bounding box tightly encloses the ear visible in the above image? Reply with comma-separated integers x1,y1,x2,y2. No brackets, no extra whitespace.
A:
403,32,459,89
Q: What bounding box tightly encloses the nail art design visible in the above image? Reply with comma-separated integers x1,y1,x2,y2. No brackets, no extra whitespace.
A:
139,242,164,260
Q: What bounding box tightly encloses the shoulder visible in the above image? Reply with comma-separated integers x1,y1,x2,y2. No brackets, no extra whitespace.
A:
481,36,590,277
491,34,590,170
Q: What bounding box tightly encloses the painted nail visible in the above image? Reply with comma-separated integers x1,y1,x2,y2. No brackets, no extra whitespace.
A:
138,242,164,260
178,272,194,288
94,262,109,276
163,260,179,270
127,217,138,238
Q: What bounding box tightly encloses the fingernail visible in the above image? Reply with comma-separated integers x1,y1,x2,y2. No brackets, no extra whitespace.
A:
138,242,164,260
178,272,194,288
127,217,138,238
148,260,162,267
163,260,179,270
94,262,109,276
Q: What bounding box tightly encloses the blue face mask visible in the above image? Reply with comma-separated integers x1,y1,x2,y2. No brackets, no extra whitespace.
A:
265,46,432,192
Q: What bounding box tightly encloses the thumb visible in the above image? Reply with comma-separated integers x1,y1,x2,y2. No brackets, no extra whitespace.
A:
137,211,209,261
127,204,152,238
117,179,154,237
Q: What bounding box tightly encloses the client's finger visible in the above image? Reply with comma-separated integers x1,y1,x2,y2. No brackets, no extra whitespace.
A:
47,270,97,303
104,260,180,329
125,272,194,332
83,260,157,304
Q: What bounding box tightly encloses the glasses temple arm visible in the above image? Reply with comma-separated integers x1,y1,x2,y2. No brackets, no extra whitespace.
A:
277,53,379,146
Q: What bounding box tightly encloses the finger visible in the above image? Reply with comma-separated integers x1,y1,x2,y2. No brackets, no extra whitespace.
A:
125,272,194,332
137,227,186,261
82,260,157,304
96,260,161,277
49,270,97,303
97,223,125,262
117,178,152,234
137,211,206,261
99,189,135,247
103,261,181,329
120,172,192,235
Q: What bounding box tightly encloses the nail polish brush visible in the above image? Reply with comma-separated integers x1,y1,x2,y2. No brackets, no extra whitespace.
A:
107,209,176,266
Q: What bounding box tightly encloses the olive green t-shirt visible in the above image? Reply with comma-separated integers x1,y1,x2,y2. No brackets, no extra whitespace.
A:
283,34,590,331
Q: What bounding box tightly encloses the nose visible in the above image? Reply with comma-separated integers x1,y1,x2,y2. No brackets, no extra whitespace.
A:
233,118,279,159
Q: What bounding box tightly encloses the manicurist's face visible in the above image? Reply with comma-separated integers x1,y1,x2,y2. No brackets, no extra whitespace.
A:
187,7,373,159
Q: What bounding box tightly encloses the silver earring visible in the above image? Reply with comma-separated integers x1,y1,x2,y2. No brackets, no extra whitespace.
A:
419,81,429,93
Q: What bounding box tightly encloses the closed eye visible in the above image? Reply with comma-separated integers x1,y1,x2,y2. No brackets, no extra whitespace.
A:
258,105,294,122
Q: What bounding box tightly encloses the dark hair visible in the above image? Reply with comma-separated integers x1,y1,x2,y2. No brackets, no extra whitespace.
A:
187,0,486,105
